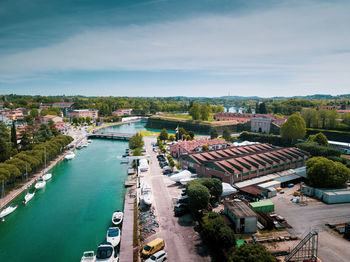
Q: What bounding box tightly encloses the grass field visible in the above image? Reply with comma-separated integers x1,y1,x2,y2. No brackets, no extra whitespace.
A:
163,113,215,121
139,130,160,137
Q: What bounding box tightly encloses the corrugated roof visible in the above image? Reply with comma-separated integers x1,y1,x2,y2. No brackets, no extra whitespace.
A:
275,174,301,183
240,186,264,195
224,200,257,218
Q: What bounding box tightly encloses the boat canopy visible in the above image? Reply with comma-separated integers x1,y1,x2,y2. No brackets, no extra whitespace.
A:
107,228,120,237
169,170,192,182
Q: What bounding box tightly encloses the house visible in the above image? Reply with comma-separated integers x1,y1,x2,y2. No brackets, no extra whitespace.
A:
112,108,133,116
68,109,98,119
55,121,67,132
170,138,228,158
53,102,74,116
224,199,257,234
41,115,63,124
180,143,309,184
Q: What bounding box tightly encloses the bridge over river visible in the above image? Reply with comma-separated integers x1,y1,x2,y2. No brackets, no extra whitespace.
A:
88,132,133,141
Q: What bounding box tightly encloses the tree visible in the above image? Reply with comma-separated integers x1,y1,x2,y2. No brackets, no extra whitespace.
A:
200,103,211,121
187,183,210,213
280,114,306,143
19,130,32,150
30,108,39,118
202,145,209,152
72,115,78,125
306,157,350,188
188,131,195,140
223,128,231,142
216,105,225,113
168,135,175,142
36,124,53,142
210,129,218,139
178,127,186,141
129,132,144,149
0,121,9,141
189,102,201,120
132,148,143,156
85,116,92,125
230,244,276,262
11,121,17,149
0,138,10,162
342,112,350,127
159,128,168,142
307,132,328,147
259,102,268,114
48,120,59,136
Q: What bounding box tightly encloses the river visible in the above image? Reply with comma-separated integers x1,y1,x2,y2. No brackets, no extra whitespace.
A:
0,121,147,262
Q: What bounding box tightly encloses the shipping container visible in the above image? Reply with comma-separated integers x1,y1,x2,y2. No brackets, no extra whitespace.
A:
249,200,274,213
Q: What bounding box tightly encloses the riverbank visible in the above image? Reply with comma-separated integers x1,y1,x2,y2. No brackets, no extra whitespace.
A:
1,133,87,209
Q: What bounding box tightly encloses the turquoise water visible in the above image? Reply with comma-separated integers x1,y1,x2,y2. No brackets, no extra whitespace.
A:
101,120,177,134
0,122,144,262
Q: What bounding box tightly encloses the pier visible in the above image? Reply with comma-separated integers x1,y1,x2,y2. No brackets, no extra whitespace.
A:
88,132,133,141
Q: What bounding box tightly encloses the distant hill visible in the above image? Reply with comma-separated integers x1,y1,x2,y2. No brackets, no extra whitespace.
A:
219,94,350,100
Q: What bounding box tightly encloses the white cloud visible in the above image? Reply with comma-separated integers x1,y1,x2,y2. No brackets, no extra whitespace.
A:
0,1,350,95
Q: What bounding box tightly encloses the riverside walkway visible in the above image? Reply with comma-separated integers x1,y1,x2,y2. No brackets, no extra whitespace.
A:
88,132,132,141
119,186,136,262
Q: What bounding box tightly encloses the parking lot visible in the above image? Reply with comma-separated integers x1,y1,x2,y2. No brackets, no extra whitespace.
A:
138,137,210,262
271,184,350,262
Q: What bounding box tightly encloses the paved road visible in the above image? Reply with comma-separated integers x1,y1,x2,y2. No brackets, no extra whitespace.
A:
141,137,210,262
272,188,350,262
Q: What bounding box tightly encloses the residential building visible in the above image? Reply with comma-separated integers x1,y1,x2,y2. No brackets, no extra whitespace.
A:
41,115,63,124
180,143,309,184
251,117,272,134
317,105,341,110
68,109,98,119
224,199,257,234
53,102,74,116
170,138,228,158
112,108,133,116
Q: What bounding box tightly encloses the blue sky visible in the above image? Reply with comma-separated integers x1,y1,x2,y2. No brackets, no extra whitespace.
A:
0,0,349,97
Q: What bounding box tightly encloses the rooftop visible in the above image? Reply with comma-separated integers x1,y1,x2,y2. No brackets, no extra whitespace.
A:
250,200,274,208
224,200,257,218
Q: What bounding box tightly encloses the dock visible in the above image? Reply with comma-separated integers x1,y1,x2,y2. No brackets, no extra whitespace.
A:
88,132,133,141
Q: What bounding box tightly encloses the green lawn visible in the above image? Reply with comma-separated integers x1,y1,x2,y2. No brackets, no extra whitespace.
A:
163,113,215,121
139,130,160,137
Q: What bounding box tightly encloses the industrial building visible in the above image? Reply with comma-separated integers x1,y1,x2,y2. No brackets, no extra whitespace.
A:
180,143,309,184
302,185,350,204
224,200,257,234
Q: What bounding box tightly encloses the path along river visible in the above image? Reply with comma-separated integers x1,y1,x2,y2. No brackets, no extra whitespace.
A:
0,121,148,262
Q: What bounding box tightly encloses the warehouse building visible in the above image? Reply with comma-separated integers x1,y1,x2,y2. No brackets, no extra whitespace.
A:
180,143,309,184
224,200,257,234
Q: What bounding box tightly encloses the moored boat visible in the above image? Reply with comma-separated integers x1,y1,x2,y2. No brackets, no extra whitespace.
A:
42,173,52,181
65,151,76,160
0,205,17,219
106,227,121,247
141,182,153,206
112,211,123,226
96,242,118,262
35,179,46,189
81,251,96,262
24,192,35,204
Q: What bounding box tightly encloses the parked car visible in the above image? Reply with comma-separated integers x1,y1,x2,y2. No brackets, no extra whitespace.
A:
163,169,172,175
174,206,189,217
145,250,167,262
141,238,165,258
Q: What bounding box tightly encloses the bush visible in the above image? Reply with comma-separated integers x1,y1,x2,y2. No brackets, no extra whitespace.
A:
296,142,340,157
230,244,276,262
239,132,292,147
187,178,223,201
187,183,210,213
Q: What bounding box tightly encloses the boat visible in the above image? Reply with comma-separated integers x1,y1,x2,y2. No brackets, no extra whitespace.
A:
81,251,96,262
87,140,92,143
120,157,129,164
65,151,75,160
83,142,89,147
169,170,193,183
96,242,118,262
141,182,153,206
0,205,17,219
106,227,121,247
77,145,83,149
24,192,35,204
35,178,46,189
42,172,52,181
112,211,123,226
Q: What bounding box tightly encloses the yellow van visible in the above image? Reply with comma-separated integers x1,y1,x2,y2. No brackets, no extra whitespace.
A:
141,238,165,258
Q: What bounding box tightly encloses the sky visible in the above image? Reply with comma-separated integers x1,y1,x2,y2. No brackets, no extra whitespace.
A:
0,0,349,97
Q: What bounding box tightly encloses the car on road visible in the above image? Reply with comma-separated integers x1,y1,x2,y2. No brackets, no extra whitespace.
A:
145,250,167,262
163,169,172,175
174,205,189,217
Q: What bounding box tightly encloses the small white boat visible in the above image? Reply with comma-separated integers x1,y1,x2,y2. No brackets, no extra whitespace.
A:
120,158,129,164
83,143,88,147
81,251,96,262
77,145,83,149
112,211,123,226
96,242,117,262
34,179,46,189
170,170,194,183
141,182,153,206
24,192,35,204
42,173,52,181
0,205,18,219
65,151,75,160
106,227,121,247
87,140,92,143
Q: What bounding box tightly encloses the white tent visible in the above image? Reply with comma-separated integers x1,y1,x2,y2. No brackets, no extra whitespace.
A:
221,183,237,196
169,170,193,183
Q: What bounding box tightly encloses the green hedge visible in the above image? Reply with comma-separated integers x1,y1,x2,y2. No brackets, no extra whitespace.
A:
296,142,341,157
239,132,292,147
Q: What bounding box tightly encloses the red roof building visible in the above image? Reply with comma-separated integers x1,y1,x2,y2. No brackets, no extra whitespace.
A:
180,143,309,185
170,138,229,158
